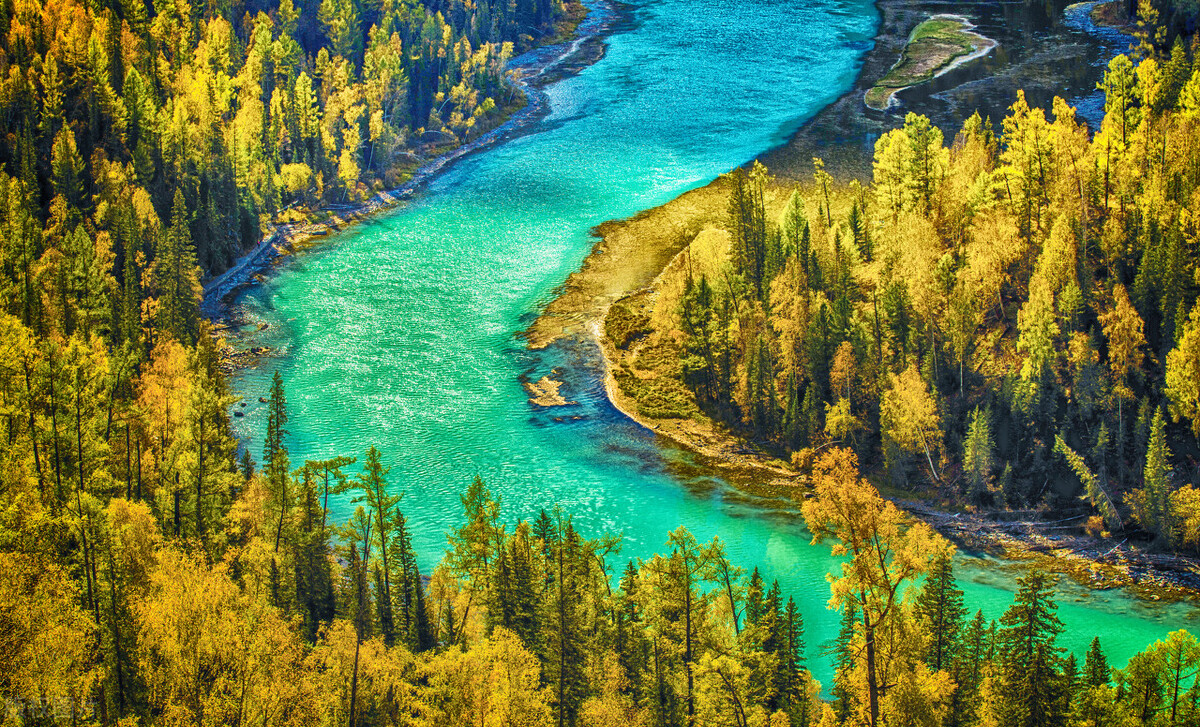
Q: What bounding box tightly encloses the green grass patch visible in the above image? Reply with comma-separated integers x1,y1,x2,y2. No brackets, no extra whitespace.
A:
604,301,651,350
865,16,985,110
612,339,701,420
910,18,963,42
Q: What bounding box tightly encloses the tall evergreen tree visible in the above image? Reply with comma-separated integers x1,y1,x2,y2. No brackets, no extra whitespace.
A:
294,468,335,642
1085,637,1110,688
1136,407,1174,541
151,190,200,344
264,370,291,556
830,602,858,723
354,445,399,646
997,569,1066,727
916,554,967,671
547,517,589,727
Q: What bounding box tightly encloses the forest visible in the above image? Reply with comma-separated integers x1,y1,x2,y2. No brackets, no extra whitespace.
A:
604,29,1200,555
0,0,568,278
0,0,1197,721
4,366,1200,727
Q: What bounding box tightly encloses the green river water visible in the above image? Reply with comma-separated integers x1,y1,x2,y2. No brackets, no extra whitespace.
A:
228,0,1197,684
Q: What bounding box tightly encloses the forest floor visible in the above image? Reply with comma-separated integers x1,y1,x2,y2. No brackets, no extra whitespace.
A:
1089,0,1137,32
525,0,1200,600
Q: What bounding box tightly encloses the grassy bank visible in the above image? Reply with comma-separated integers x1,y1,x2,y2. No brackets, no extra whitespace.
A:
865,14,998,110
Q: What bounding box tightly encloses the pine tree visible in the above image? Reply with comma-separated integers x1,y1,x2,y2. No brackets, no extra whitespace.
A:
354,445,399,646
616,560,647,693
151,190,201,344
916,554,967,671
118,203,141,349
1061,653,1080,716
264,370,291,555
391,511,427,650
830,602,858,723
1134,407,1174,541
778,596,806,710
547,517,589,727
726,163,769,297
294,468,335,642
745,567,766,626
1084,637,1110,688
762,579,784,703
491,523,538,648
963,407,995,503
952,609,991,727
997,568,1066,727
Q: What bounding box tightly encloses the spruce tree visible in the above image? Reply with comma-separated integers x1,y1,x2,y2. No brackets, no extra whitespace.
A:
264,371,291,557
391,511,422,649
616,560,647,700
294,469,335,642
506,526,539,647
1061,653,1080,716
963,407,995,503
762,579,785,706
745,567,766,626
831,602,858,723
916,554,967,671
951,609,991,727
547,518,588,727
997,568,1066,727
778,596,806,711
1084,637,1109,688
1139,407,1174,540
152,189,200,343
355,446,399,646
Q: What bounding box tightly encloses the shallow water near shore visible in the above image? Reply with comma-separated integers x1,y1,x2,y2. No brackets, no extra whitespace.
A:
229,0,1195,683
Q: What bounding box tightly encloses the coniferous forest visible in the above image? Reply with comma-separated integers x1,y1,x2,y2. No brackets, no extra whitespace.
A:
0,0,1198,724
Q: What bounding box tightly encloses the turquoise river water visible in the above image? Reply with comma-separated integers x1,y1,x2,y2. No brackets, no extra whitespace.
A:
229,0,1196,684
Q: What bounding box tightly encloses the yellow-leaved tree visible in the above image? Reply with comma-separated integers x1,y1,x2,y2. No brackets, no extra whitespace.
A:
416,626,551,726
135,548,319,726
802,448,949,727
1166,301,1200,439
880,365,942,483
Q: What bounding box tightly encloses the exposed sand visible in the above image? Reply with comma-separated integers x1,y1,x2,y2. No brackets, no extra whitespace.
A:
524,179,732,350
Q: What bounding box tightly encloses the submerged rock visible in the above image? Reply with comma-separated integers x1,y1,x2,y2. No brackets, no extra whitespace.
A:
523,375,576,407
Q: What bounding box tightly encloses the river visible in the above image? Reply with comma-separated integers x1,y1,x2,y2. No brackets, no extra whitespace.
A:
226,0,1196,684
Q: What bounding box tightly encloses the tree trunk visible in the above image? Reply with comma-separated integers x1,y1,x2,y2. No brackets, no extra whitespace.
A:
558,539,566,727
864,610,879,727
23,361,45,499
348,637,361,727
685,570,695,725
196,413,205,539
49,351,63,506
